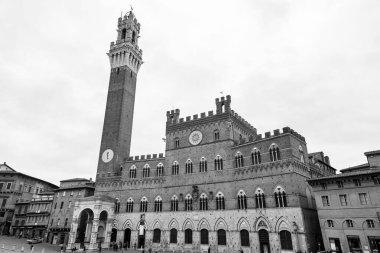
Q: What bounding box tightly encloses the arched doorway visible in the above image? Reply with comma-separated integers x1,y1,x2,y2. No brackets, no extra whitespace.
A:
111,228,117,244
124,228,131,248
97,211,108,243
258,229,270,253
76,208,94,246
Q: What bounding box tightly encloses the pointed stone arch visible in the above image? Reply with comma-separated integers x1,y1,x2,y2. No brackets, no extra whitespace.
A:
152,219,162,230
168,218,179,230
182,218,195,231
237,217,251,231
254,216,272,232
275,216,292,232
214,217,228,231
122,219,133,230
197,218,211,231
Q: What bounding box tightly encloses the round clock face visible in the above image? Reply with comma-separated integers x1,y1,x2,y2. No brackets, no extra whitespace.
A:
102,149,114,163
189,130,203,145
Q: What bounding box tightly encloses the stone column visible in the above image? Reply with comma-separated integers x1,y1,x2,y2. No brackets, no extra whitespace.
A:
89,219,99,250
85,220,93,242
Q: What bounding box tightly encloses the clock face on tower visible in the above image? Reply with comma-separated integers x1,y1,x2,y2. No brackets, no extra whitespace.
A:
189,130,203,145
102,149,114,163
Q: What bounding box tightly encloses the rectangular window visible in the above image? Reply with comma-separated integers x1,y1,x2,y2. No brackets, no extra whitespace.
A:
339,194,347,206
322,196,330,206
28,186,32,192
321,183,327,190
337,181,344,188
329,238,342,253
359,193,368,205
0,183,3,190
353,179,361,186
6,182,12,190
68,201,72,208
62,191,66,196
70,191,74,196
1,198,7,207
60,202,64,209
347,236,361,253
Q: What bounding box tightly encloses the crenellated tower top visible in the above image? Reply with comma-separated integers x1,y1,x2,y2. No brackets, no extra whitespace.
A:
107,10,143,74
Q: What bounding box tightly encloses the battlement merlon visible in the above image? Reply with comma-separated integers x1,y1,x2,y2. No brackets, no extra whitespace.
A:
126,153,165,162
253,127,306,143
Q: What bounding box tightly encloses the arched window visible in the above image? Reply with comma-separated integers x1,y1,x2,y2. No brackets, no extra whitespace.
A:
185,229,193,244
171,195,178,212
154,196,162,212
126,198,133,213
121,28,127,40
299,145,305,163
255,188,266,208
156,163,164,177
327,220,334,227
240,229,250,247
174,138,180,148
214,155,223,171
199,193,208,211
279,230,293,250
237,190,247,210
216,192,225,210
251,148,261,165
366,219,375,228
130,165,136,179
235,152,244,168
185,194,193,211
269,144,281,162
214,130,220,141
200,229,209,245
346,219,354,228
199,157,207,172
140,197,148,212
132,30,136,44
115,198,120,213
185,159,193,174
274,186,287,207
153,228,161,243
143,164,150,178
217,229,226,245
170,228,177,243
172,161,179,175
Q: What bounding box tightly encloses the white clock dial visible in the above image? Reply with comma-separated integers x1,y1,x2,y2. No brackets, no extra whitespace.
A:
189,130,203,145
102,149,114,163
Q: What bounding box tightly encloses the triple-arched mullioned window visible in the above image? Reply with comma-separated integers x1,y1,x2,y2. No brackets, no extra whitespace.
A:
214,155,223,171
255,188,266,208
154,196,162,212
142,164,150,178
199,157,207,172
216,192,225,210
235,152,244,168
274,186,287,207
237,190,247,209
185,159,193,174
140,197,148,212
171,195,178,212
251,148,261,165
126,197,133,213
172,161,179,175
185,194,193,211
129,165,137,179
156,163,164,177
199,193,208,211
269,143,281,162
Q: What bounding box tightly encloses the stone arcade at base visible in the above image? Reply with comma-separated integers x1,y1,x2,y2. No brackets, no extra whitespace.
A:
67,10,335,252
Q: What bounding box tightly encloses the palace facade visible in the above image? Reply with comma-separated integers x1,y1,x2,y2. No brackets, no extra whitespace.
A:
67,11,335,253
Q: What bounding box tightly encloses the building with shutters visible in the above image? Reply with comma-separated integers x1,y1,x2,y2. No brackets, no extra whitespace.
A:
308,150,380,253
66,10,336,253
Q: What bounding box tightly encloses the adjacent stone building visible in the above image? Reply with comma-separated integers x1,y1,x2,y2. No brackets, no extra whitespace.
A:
47,178,95,245
0,163,58,235
67,10,336,253
308,150,380,253
24,191,54,239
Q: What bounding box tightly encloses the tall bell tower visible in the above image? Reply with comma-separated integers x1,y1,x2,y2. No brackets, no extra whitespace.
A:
97,10,143,177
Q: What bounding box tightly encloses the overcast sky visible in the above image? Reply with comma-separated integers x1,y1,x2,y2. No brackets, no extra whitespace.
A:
0,0,379,186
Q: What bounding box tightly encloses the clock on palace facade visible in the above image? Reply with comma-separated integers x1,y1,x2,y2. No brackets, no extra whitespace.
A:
189,130,203,145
